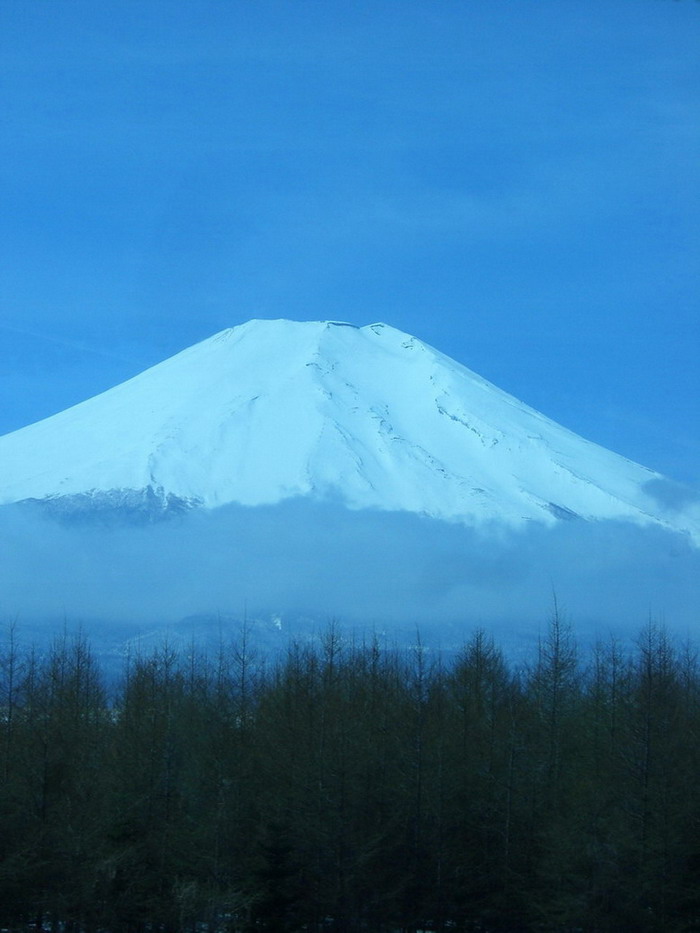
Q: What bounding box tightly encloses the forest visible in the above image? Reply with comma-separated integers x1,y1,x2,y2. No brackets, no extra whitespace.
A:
1,614,700,932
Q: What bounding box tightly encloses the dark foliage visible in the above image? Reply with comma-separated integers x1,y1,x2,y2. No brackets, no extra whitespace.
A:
1,615,700,931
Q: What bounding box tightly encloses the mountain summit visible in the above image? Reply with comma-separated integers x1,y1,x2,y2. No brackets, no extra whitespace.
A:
0,319,696,539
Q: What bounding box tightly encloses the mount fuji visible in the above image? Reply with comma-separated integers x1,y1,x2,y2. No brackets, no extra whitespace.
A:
0,319,697,543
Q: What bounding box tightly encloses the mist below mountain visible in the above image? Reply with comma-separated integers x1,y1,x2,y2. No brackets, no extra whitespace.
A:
2,499,698,659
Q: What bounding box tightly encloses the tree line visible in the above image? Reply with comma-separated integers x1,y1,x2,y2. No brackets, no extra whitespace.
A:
1,613,700,932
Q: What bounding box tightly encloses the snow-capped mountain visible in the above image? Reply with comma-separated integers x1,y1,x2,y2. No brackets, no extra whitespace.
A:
0,319,697,540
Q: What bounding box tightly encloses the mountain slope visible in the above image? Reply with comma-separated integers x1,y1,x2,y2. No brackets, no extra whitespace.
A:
0,319,696,539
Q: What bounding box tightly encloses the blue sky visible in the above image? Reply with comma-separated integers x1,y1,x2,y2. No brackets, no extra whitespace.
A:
1,0,699,484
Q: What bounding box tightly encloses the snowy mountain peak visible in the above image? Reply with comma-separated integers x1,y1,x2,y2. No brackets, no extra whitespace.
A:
1,319,698,542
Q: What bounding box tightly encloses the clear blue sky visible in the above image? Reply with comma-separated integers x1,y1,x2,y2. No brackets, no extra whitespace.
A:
1,0,698,484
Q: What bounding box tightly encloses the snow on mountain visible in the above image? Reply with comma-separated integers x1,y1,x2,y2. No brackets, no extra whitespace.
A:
0,319,697,541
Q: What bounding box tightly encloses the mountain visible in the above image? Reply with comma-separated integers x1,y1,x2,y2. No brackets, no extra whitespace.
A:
0,319,697,541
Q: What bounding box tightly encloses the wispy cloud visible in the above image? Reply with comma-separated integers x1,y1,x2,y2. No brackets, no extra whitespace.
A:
0,322,138,365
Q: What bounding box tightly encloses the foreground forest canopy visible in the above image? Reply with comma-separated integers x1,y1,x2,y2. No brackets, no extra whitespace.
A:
1,616,700,932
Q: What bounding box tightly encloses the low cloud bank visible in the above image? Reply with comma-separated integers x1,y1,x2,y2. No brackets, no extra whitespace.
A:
1,500,698,652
